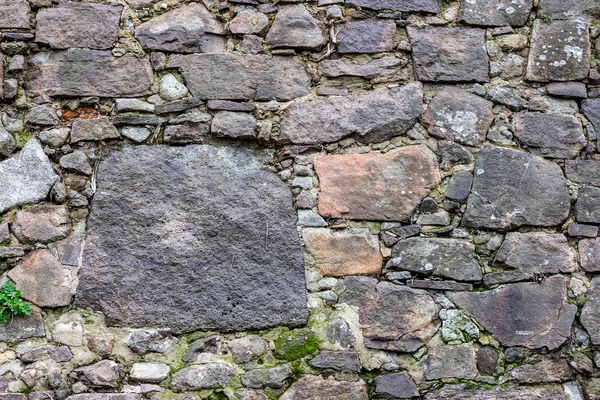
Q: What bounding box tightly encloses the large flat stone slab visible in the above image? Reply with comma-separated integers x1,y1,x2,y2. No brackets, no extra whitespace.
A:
167,54,310,101
459,0,533,26
538,0,600,19
337,20,396,54
424,383,568,400
462,145,570,230
25,50,153,98
265,5,326,50
345,0,439,12
315,145,440,221
0,0,31,29
279,83,423,144
280,375,368,400
75,145,307,333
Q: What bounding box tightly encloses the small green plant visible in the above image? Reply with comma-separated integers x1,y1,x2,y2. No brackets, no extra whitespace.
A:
541,14,553,24
0,282,30,326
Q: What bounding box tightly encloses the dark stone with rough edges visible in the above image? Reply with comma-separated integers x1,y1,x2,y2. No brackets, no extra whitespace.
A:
346,0,439,12
459,0,533,27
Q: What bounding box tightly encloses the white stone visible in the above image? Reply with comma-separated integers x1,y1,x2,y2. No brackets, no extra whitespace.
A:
159,74,189,101
122,127,152,143
130,363,170,383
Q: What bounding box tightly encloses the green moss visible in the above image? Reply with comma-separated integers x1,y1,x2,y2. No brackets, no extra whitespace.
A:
274,328,320,361
13,130,34,150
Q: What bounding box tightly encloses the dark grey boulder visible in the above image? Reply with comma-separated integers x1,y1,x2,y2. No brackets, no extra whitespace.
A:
374,372,419,398
445,171,473,202
538,0,600,18
576,186,600,224
308,351,360,372
579,238,600,272
241,364,292,389
547,82,588,99
0,311,45,342
75,145,307,333
424,383,568,400
566,160,600,186
582,98,600,132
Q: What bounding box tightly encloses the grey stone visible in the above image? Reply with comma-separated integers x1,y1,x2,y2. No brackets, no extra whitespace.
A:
309,351,360,372
390,238,482,282
425,344,478,380
230,10,269,35
422,87,493,146
538,0,600,19
568,223,598,238
493,232,577,274
122,127,152,143
127,331,178,355
345,0,438,12
0,311,44,342
112,114,167,126
439,140,473,170
50,230,84,266
60,151,92,175
229,335,267,364
160,74,188,101
487,86,523,109
547,82,588,99
26,50,153,98
408,26,489,82
462,145,570,230
477,347,499,375
236,34,265,55
513,112,585,159
211,111,257,139
234,389,268,400
582,98,600,134
12,204,71,244
485,271,541,286
116,99,155,113
155,98,203,114
167,54,311,101
25,106,59,126
7,55,24,72
0,246,24,259
416,210,451,226
459,0,533,26
0,139,59,214
445,171,472,202
170,112,211,124
297,210,327,227
566,160,600,186
75,145,307,333
450,275,576,350
265,5,326,50
407,280,473,291
0,122,15,158
279,375,368,400
183,336,223,362
0,221,8,244
171,363,236,391
135,2,225,53
0,0,31,29
71,360,123,388
581,277,600,344
526,20,590,82
241,364,292,389
374,372,419,399
163,124,208,145
129,363,170,383
38,128,70,148
579,238,600,272
424,383,568,399
35,1,122,50
71,117,119,143
337,20,396,54
280,83,423,144
576,186,600,223
319,57,401,79
207,100,255,112
440,309,480,343
509,359,572,383
501,53,525,79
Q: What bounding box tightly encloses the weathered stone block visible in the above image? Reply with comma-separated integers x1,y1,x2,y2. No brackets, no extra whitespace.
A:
280,375,368,400
576,186,600,223
424,383,568,400
319,57,401,79
424,344,478,380
0,0,31,29
345,0,439,12
509,359,572,383
579,238,600,272
374,372,419,398
265,5,326,50
566,160,600,186
337,20,396,54
71,117,120,143
172,363,236,391
12,204,71,244
582,276,600,344
538,0,600,19
0,312,45,343
459,0,533,26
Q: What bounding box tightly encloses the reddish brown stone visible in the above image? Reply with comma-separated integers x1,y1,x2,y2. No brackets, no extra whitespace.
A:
87,333,115,359
11,204,71,244
303,228,382,277
315,145,440,221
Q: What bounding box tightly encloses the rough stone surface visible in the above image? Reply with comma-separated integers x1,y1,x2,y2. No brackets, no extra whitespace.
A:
66,396,139,400
424,383,568,399
71,117,119,143
25,50,153,98
579,239,600,272
60,151,93,175
265,5,326,50
171,363,236,391
509,359,572,383
576,186,600,224
0,0,31,29
445,171,473,202
0,139,59,214
279,375,368,400
135,2,225,53
167,54,310,101
547,82,588,99
337,20,396,54
71,360,123,388
229,335,267,364
35,1,122,50
346,0,438,11
319,58,401,79
566,160,600,187
38,128,69,148
230,10,269,35
581,277,600,345
315,145,440,221
374,372,419,399
308,351,360,372
513,112,585,159
241,364,292,389
25,106,59,126
159,74,188,101
279,83,423,144
303,228,382,276
462,145,570,230
12,205,71,244
526,20,590,82
450,275,576,350
459,0,533,26
408,26,489,82
538,0,600,19
422,87,493,146
75,145,307,333
424,344,478,380
211,111,257,139
0,312,44,342
0,123,15,158
129,363,170,383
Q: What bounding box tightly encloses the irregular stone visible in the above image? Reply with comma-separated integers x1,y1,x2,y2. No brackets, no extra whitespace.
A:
0,312,44,342
576,186,600,223
346,0,439,12
0,139,59,214
568,223,598,238
230,10,269,35
0,122,15,158
408,26,489,82
513,112,585,159
35,1,122,50
440,308,480,342
12,204,70,244
487,86,522,109
122,127,151,143
303,228,382,276
86,334,114,359
234,389,268,400
547,82,588,99
163,124,208,145
211,111,257,138
71,360,123,388
229,335,267,364
408,280,473,291
183,336,223,362
450,275,576,350
280,83,422,144
127,331,178,355
494,232,577,274
0,246,24,259
75,145,307,333
583,98,600,133
526,20,590,82
582,277,600,345
159,74,188,101
155,98,203,114
236,34,265,55
66,396,140,400
71,117,119,143
538,0,600,19
279,375,368,400
319,57,401,79
26,50,153,98
297,210,327,227
340,276,438,352
462,145,570,230
445,171,473,202
0,221,8,244
425,344,477,380
0,0,31,29
38,128,69,148
241,364,291,389
509,359,572,383
315,145,439,221
337,20,396,54
566,160,600,187
266,5,326,50
129,363,170,383
458,0,533,26
374,372,419,399
25,106,59,126
171,363,236,391
416,209,451,226
167,54,311,101
52,318,83,346
308,351,360,372
207,100,255,112
169,112,211,125
135,2,225,53
112,114,167,126
390,238,482,282
60,151,92,175
579,239,600,272
439,141,473,170
422,87,493,146
424,383,568,399
116,99,155,113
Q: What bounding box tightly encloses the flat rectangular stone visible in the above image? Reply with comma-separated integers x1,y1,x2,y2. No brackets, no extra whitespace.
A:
566,160,600,186
568,223,598,238
538,0,600,19
459,0,533,26
483,272,535,286
407,280,473,291
337,20,396,54
547,82,588,99
166,54,311,101
0,0,31,29
112,115,167,126
25,50,153,98
155,98,204,114
345,0,439,12
207,100,255,112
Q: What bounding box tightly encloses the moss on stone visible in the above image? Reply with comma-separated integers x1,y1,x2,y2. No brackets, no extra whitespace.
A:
12,130,33,150
274,328,320,361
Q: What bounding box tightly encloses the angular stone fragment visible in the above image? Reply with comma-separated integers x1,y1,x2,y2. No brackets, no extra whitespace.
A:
207,100,255,112
0,139,59,214
35,1,122,50
408,26,489,82
127,330,178,355
75,145,307,332
0,0,31,29
25,106,59,126
319,58,401,79
581,277,600,344
172,363,236,391
0,246,24,259
309,351,360,372
0,311,44,342
279,375,368,400
71,117,119,143
38,128,69,148
424,383,568,400
211,111,257,139
346,0,438,12
568,223,598,238
526,20,590,82
66,395,140,400
493,232,576,274
135,2,225,53
112,114,167,126
509,359,572,383
538,0,600,19
340,276,438,352
159,74,188,101
513,112,585,159
229,335,267,364
450,275,576,350
230,9,269,35
579,238,600,272
390,238,482,282
71,360,123,388
446,171,472,202
408,280,473,291
280,83,423,144
167,54,310,101
566,160,600,186
25,50,153,98
60,151,92,175
12,205,71,244
422,87,493,146
315,145,439,221
303,228,382,276
459,0,533,26
374,372,419,399
547,82,588,99
0,122,15,158
576,186,600,223
155,98,203,114
337,20,396,54
130,363,170,383
425,344,478,380
241,364,291,389
163,124,208,145
462,146,570,230
265,5,326,50
8,250,72,308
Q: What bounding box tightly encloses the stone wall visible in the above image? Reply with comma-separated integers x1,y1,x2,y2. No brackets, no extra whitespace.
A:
0,0,599,399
